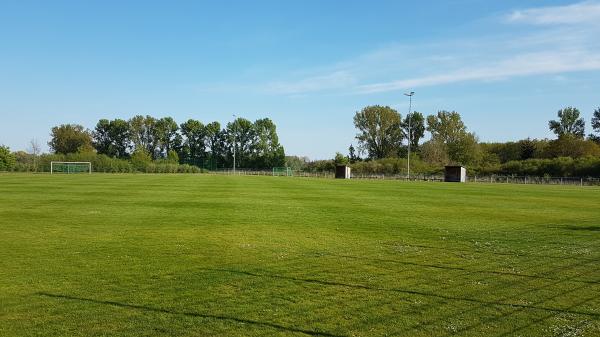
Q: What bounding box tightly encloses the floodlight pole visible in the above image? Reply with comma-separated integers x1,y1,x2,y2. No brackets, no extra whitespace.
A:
404,91,414,180
232,114,236,175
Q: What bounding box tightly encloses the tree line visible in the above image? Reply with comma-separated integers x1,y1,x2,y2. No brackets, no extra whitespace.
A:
0,115,285,173
48,115,285,170
290,105,600,177
2,106,600,177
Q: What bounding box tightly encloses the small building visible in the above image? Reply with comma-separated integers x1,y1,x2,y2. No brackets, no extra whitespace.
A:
445,166,466,182
335,165,351,179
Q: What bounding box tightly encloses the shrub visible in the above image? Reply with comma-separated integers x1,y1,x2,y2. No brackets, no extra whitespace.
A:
0,146,17,171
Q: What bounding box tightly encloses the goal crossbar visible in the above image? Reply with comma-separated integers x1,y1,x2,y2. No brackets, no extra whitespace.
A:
50,161,92,174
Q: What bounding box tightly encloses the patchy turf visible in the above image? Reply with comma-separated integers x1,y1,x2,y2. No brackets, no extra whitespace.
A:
0,173,599,336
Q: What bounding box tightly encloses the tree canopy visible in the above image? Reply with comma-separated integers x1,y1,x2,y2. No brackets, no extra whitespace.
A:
549,107,585,139
0,145,16,171
403,111,425,149
49,124,93,154
353,105,403,159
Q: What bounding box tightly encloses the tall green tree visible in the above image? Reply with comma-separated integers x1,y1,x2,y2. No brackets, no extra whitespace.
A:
589,107,600,143
426,111,479,165
353,105,403,159
48,124,93,154
180,119,206,166
348,144,359,163
402,111,425,150
93,119,113,156
92,118,130,158
518,138,537,160
108,119,130,158
548,107,585,139
0,145,16,171
226,117,255,167
128,115,159,158
252,118,285,168
204,121,224,168
128,115,149,152
334,152,349,165
426,111,467,144
155,117,179,157
419,139,449,166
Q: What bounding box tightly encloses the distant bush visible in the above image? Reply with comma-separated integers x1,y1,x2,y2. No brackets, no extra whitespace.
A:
0,145,16,171
351,157,440,176
304,156,441,176
9,150,202,174
498,156,600,177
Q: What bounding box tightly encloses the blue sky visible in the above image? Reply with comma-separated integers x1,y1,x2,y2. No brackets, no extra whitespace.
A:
1,0,600,159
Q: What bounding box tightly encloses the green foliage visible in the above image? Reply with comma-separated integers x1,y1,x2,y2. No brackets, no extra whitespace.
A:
48,124,93,154
447,131,480,166
426,110,466,143
285,155,309,171
547,134,600,158
348,144,360,163
548,106,585,139
425,111,480,166
350,157,440,175
590,107,600,143
0,145,16,171
252,118,285,168
403,111,425,149
333,152,349,165
479,142,521,163
155,117,180,157
419,139,449,167
52,114,285,171
180,119,206,166
304,159,336,172
166,150,180,164
130,148,152,171
353,105,403,159
93,118,130,158
499,156,600,177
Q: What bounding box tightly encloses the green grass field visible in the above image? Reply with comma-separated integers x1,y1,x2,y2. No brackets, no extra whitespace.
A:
1,174,599,336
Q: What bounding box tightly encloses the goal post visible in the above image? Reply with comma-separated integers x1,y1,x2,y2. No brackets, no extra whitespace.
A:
50,161,92,174
272,167,293,176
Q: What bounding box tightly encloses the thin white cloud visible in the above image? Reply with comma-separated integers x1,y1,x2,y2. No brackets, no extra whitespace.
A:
506,1,600,25
357,50,600,93
262,70,356,94
213,1,600,96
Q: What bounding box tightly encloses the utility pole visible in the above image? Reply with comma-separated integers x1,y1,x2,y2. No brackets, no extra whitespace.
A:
404,91,414,179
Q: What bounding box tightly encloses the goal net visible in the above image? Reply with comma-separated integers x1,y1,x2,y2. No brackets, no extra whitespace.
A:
51,161,92,174
272,167,293,176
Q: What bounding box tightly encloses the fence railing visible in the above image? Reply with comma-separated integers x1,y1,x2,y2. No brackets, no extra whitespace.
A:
208,169,600,186
209,169,334,178
468,175,600,186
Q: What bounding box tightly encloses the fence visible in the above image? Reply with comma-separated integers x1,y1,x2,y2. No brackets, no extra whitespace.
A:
468,175,600,186
210,169,334,179
209,169,600,186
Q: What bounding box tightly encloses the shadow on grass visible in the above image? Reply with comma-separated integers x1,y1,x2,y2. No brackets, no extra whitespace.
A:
382,242,599,262
327,253,600,285
36,292,345,337
561,225,600,232
205,268,600,318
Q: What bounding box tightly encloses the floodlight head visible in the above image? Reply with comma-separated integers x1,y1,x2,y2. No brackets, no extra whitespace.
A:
404,91,415,96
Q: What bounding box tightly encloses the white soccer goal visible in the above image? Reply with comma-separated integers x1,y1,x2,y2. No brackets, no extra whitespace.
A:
50,161,92,174
272,167,293,176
